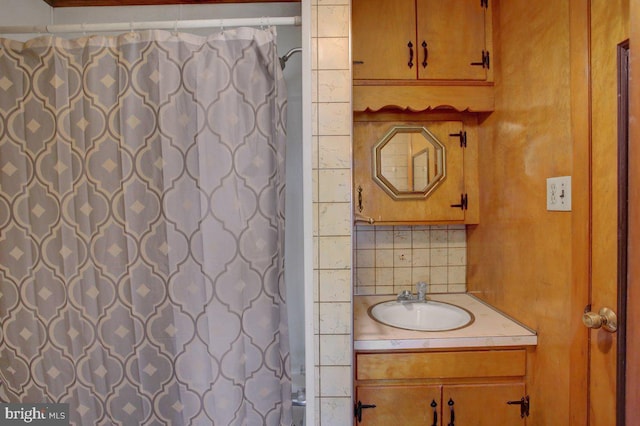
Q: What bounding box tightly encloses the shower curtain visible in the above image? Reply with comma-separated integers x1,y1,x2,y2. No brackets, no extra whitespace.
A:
0,27,291,425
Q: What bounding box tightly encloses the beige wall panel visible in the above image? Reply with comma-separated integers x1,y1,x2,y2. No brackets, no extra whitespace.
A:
467,1,575,424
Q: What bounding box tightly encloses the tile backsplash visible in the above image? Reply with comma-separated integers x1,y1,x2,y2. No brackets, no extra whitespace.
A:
354,225,467,295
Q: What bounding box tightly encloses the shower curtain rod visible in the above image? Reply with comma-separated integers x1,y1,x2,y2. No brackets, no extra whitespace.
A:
0,16,301,35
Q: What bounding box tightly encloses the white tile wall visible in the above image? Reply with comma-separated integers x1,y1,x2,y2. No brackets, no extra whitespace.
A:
354,225,467,295
312,4,467,425
311,0,353,424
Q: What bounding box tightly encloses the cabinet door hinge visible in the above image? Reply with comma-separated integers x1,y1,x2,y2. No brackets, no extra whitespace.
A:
451,193,468,210
449,130,467,148
470,50,490,69
507,395,530,418
483,50,491,69
354,401,376,423
481,0,489,9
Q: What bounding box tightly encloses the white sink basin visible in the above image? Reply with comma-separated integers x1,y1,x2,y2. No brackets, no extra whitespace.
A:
369,300,474,331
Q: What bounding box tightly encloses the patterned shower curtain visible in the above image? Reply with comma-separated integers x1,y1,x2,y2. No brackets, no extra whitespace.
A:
0,27,291,425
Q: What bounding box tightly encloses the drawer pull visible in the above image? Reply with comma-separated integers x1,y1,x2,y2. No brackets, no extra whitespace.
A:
430,399,438,426
447,398,455,426
407,41,414,69
422,41,428,68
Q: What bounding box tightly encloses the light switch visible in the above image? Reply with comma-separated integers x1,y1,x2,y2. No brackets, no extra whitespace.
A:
546,176,572,211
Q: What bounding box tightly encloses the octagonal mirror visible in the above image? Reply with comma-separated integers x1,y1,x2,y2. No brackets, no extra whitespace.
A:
372,125,446,199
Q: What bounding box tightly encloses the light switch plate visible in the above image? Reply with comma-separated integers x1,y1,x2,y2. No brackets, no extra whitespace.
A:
546,176,572,211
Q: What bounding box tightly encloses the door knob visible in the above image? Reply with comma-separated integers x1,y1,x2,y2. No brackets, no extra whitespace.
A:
582,306,617,332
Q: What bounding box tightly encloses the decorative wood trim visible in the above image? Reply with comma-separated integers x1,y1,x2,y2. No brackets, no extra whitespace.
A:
568,0,590,425
353,85,495,113
616,39,629,426
43,0,299,7
626,0,640,421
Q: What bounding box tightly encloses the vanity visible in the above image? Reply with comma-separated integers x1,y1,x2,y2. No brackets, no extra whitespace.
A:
350,2,535,424
353,294,537,425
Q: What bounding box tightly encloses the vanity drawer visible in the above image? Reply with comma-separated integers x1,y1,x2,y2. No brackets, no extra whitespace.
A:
356,349,526,381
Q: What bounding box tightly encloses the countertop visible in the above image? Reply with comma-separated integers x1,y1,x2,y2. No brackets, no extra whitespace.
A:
354,293,538,351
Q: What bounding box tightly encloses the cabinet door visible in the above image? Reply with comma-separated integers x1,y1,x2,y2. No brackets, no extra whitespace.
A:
442,383,527,425
416,0,488,80
352,0,416,80
354,121,466,224
355,385,442,425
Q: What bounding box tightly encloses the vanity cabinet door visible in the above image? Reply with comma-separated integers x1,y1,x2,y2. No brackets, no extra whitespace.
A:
442,383,527,425
354,120,473,225
355,384,442,425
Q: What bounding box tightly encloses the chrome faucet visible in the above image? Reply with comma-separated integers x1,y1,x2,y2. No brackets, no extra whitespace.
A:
396,282,429,303
416,281,428,302
396,289,414,303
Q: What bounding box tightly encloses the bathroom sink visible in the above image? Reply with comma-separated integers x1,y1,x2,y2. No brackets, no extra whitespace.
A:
368,300,474,331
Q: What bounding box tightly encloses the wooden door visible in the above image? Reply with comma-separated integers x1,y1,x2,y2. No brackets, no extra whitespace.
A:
355,384,441,425
442,383,526,426
353,120,465,224
416,0,487,80
351,0,416,80
586,0,629,424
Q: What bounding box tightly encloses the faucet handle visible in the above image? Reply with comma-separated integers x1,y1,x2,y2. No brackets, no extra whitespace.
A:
416,281,428,301
396,289,413,302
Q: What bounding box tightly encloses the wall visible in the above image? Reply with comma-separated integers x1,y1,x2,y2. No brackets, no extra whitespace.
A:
310,0,353,424
467,1,577,424
354,225,466,295
0,0,50,35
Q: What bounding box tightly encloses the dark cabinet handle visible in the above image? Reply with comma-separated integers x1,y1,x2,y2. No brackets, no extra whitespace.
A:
431,399,438,426
447,398,455,426
422,41,428,68
408,41,414,68
354,400,376,423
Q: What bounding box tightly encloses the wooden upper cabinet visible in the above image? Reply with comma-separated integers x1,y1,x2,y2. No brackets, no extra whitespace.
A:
417,0,488,80
352,0,416,80
353,115,479,225
352,0,491,82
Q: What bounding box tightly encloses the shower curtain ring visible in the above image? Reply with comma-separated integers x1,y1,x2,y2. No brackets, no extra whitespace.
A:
173,20,179,36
